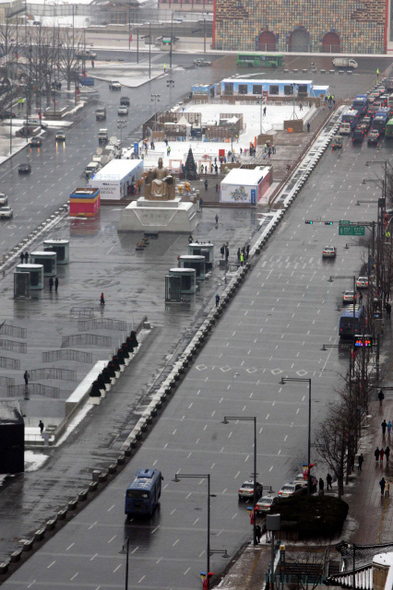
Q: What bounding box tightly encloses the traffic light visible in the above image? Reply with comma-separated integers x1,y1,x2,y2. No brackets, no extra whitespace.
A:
305,220,313,224
325,221,333,225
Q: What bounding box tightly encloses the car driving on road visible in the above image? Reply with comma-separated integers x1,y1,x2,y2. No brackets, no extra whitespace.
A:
343,290,356,304
118,106,129,116
109,80,121,90
30,137,42,147
255,495,279,512
18,163,31,174
357,276,369,288
0,206,13,219
322,246,337,258
278,482,306,498
0,192,8,205
368,129,380,145
55,132,66,142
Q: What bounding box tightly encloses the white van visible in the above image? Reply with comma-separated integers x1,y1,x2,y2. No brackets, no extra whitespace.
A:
84,161,101,178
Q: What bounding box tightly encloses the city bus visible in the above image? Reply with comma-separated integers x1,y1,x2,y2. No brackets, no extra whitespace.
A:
341,107,360,130
125,469,163,518
371,108,390,135
385,118,393,138
339,305,364,338
236,52,285,68
352,94,368,116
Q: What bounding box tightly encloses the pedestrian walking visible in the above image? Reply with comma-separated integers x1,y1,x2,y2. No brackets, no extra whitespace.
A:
326,473,332,489
215,294,220,307
319,478,324,494
39,420,44,434
55,276,59,292
380,477,386,495
307,122,310,133
375,446,380,462
24,370,29,386
263,106,266,116
237,248,241,263
20,252,24,264
382,419,387,436
204,179,208,192
215,164,218,174
386,446,391,462
24,251,29,263
358,453,364,470
220,244,225,258
386,302,391,318
91,60,95,68
380,448,385,462
379,389,385,406
200,164,204,174
388,420,392,436
246,244,250,259
189,235,193,244
100,293,105,306
240,252,244,266
49,277,54,292
255,524,262,544
215,214,219,224
215,183,219,193
225,245,229,262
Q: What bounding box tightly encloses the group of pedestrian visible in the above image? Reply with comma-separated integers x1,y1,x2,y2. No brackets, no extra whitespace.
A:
326,94,336,105
381,419,393,436
19,251,29,264
379,477,390,497
375,445,391,463
48,276,59,293
220,243,230,262
237,244,250,266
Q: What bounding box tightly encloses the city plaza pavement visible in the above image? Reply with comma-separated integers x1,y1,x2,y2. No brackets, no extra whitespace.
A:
0,64,390,580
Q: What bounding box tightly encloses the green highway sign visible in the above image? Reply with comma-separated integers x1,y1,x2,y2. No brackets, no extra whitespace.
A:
339,226,365,236
339,220,351,225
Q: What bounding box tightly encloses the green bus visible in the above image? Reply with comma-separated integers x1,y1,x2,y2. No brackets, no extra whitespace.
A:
236,52,285,68
385,118,393,138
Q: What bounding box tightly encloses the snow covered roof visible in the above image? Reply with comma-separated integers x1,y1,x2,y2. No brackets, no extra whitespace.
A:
221,166,270,186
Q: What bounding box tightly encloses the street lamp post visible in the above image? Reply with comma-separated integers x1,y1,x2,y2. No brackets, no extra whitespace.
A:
151,93,160,133
166,78,174,110
222,416,258,545
173,473,213,586
117,119,127,146
280,378,312,494
119,537,130,590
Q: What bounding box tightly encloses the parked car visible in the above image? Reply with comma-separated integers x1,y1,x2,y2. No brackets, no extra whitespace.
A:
357,276,369,289
55,132,66,142
343,290,356,304
293,474,318,493
120,96,130,106
0,192,8,205
118,105,129,116
18,162,31,174
109,80,121,90
322,246,337,258
0,206,13,219
238,480,263,501
255,495,279,513
30,137,42,147
278,482,306,498
331,136,342,150
75,49,97,60
0,110,16,119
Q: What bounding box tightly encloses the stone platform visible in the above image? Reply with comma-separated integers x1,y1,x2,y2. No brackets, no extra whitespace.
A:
118,197,198,233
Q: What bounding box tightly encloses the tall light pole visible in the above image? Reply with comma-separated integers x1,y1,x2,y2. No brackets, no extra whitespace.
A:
166,78,174,110
117,119,127,146
173,473,214,586
280,378,312,495
151,93,160,133
119,537,130,590
222,416,258,545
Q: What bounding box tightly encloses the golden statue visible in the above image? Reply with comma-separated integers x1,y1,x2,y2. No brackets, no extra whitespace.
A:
145,157,175,200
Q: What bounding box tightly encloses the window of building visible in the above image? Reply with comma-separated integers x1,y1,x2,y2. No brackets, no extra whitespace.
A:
284,85,294,96
224,82,233,95
253,85,262,94
239,84,248,95
297,84,307,94
269,85,279,95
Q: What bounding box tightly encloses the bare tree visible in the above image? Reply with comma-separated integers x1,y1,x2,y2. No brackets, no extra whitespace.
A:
58,28,82,91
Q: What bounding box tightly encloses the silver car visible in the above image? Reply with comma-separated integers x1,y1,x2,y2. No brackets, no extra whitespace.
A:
0,192,8,205
0,206,13,219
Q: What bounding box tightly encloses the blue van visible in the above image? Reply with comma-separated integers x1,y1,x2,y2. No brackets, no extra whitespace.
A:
125,469,163,518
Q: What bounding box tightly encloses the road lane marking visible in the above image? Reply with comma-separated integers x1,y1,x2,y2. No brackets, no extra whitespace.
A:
47,561,56,568
131,546,139,554
108,535,116,543
27,582,36,588
70,573,79,581
173,539,179,546
170,509,176,515
90,554,98,561
66,543,74,551
184,567,191,575
151,526,159,534
138,576,145,583
108,504,115,511
113,565,121,573
193,518,200,525
186,492,192,499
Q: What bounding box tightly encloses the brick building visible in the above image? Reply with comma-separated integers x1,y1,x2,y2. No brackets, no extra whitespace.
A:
213,0,387,54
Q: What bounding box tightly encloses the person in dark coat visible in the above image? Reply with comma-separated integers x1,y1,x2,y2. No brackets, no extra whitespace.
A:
39,420,44,434
380,477,386,496
20,252,24,264
385,446,390,462
49,277,54,292
375,447,380,462
24,251,28,263
326,473,332,489
319,478,324,494
358,453,364,470
55,276,59,292
382,420,387,436
100,293,105,306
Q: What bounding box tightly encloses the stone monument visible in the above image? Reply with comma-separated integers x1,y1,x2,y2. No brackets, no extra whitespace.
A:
118,157,198,233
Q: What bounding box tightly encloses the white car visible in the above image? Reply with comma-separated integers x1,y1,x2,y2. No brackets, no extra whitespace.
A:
277,482,305,498
357,276,369,289
109,80,121,90
118,106,129,116
0,206,13,219
343,290,356,304
0,192,8,205
238,480,263,501
255,495,279,512
322,246,337,258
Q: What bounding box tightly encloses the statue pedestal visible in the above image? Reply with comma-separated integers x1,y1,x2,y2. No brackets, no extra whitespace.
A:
118,197,199,233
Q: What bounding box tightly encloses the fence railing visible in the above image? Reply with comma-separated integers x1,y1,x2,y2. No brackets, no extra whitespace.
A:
61,334,112,348
42,350,93,363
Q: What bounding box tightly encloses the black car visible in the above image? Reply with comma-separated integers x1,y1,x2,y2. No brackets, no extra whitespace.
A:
120,96,130,106
30,137,42,147
18,163,31,174
0,110,16,119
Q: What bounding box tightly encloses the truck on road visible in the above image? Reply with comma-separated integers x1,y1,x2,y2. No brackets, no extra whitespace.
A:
332,57,358,69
